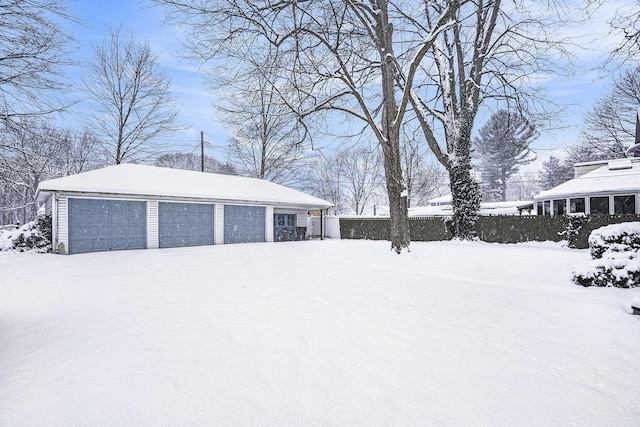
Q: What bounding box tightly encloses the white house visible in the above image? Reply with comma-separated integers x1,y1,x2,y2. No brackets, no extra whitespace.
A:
533,157,640,216
35,164,332,254
408,195,531,216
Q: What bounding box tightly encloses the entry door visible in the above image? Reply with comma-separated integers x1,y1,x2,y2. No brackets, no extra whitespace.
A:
274,213,297,242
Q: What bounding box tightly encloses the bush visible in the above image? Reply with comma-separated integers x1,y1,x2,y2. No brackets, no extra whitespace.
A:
560,214,588,249
588,222,640,259
573,222,640,288
0,216,52,253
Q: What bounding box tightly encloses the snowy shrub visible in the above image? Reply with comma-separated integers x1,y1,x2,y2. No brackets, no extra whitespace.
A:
0,216,52,253
573,222,640,288
560,214,588,249
588,222,640,259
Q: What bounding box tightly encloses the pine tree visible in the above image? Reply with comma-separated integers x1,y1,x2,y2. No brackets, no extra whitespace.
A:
473,110,536,202
538,156,573,190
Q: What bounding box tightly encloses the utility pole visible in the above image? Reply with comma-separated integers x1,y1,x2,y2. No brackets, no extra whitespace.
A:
200,131,204,172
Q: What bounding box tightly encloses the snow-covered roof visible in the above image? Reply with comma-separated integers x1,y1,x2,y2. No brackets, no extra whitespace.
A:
427,194,452,205
36,164,332,210
534,158,640,200
408,200,530,216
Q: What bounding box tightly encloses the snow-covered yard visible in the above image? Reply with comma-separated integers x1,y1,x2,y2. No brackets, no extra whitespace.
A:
1,240,639,426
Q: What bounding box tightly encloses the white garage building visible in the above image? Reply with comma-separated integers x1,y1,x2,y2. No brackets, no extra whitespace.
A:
35,164,332,254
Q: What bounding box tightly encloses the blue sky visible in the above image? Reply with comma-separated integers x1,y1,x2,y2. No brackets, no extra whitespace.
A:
68,0,229,159
66,0,628,166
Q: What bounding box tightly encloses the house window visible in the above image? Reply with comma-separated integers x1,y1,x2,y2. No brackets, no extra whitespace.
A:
614,195,636,214
537,202,543,216
589,196,610,215
543,200,551,216
570,197,585,214
553,199,566,216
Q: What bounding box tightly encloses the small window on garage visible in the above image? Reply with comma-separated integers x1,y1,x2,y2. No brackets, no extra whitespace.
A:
589,196,610,215
614,195,636,214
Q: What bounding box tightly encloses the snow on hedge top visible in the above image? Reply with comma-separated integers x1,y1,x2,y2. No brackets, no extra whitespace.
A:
36,164,332,209
590,222,640,240
588,221,640,247
535,158,640,200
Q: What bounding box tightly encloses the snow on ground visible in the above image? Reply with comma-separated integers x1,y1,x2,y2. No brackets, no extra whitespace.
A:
1,240,639,426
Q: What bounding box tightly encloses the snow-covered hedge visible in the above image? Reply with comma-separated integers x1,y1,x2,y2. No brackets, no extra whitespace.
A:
573,222,640,288
0,216,52,253
588,222,640,259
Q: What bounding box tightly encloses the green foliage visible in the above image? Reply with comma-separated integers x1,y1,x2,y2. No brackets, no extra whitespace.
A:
9,216,52,253
573,222,640,288
560,214,588,249
449,114,481,240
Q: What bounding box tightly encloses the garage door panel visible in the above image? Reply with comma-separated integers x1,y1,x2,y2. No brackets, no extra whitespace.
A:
224,205,265,244
68,198,147,254
158,202,214,248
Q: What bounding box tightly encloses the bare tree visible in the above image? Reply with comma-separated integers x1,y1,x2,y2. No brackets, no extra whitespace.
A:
155,152,237,175
210,47,310,187
506,171,540,202
569,65,640,161
82,26,180,164
401,127,448,208
307,152,345,216
0,119,102,224
153,0,461,253
604,0,640,63
407,1,573,238
0,0,76,122
473,110,536,202
341,144,383,215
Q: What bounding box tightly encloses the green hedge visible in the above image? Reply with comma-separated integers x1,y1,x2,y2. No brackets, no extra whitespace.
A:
339,214,640,249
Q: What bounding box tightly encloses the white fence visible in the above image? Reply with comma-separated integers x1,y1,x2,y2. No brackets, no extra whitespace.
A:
306,216,341,239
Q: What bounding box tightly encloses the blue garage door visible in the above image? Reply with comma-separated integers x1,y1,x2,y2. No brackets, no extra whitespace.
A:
68,198,146,254
224,205,265,244
159,202,214,248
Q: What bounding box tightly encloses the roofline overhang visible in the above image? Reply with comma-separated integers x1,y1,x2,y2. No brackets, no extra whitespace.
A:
533,188,640,201
35,188,333,211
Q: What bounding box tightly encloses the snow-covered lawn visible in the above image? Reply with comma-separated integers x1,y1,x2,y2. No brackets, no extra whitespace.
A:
1,240,639,426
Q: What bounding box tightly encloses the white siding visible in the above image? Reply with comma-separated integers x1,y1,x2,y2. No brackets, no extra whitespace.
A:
57,196,68,254
297,211,307,227
215,204,224,245
44,196,53,216
265,206,274,242
147,200,159,249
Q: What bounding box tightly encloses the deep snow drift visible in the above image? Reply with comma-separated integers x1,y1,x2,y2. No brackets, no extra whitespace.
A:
1,240,639,426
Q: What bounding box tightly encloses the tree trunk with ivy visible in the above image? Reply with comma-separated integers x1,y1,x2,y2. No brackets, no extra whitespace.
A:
448,112,481,239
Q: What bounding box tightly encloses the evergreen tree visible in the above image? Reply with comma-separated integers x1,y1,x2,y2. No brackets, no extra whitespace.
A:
473,110,536,202
538,156,573,190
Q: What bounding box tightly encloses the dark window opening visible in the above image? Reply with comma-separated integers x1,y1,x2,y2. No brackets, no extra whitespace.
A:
569,198,585,214
553,199,566,216
614,195,636,214
589,196,610,215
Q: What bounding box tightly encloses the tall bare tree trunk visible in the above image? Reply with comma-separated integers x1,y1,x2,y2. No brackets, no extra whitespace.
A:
381,128,410,252
378,0,410,253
